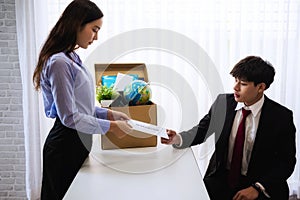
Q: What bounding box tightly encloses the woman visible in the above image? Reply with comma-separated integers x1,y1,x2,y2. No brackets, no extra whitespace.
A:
33,0,132,199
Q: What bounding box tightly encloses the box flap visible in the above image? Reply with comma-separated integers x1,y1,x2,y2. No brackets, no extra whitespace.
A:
95,63,148,86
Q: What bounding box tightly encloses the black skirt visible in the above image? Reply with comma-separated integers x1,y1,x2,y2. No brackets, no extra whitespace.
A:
41,118,92,200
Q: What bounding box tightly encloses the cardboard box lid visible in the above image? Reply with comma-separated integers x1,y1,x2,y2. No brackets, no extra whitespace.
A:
94,63,148,86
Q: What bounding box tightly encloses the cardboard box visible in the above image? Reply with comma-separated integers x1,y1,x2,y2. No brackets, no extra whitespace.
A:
95,63,157,150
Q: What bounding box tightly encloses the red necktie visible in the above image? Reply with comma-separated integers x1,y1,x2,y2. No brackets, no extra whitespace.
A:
228,108,251,188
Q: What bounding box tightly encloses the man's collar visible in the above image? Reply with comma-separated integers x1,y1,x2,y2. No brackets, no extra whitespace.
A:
235,95,265,117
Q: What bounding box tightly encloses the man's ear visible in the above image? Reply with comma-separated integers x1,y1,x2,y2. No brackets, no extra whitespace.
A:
258,83,266,93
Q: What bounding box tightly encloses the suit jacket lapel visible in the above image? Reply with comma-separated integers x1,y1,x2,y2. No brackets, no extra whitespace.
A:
247,96,272,174
205,94,237,177
223,96,238,140
216,95,237,169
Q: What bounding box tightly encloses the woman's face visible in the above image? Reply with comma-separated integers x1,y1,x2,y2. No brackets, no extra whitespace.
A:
76,18,103,49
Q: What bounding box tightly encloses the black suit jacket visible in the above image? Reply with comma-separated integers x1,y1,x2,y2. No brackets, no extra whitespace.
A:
178,94,296,199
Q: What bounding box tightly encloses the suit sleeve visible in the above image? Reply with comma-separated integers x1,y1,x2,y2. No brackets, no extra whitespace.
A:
251,106,296,198
262,111,296,195
174,94,227,149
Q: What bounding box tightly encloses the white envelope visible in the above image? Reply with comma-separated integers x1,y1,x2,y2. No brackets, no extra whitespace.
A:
113,73,134,92
127,119,169,139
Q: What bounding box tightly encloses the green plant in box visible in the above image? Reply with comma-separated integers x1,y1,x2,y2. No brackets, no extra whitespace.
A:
96,85,119,103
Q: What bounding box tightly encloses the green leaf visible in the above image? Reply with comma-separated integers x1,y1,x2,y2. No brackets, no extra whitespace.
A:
96,85,119,102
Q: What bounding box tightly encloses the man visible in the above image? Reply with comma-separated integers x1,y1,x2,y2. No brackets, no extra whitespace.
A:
162,56,296,200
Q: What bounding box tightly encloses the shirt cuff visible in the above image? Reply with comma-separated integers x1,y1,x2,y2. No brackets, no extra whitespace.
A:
98,119,110,134
173,134,183,148
255,182,271,198
95,106,108,119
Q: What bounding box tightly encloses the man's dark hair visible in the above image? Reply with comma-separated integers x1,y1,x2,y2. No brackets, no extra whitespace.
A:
230,56,275,89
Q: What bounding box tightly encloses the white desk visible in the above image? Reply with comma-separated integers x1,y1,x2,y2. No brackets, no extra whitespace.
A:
64,137,210,200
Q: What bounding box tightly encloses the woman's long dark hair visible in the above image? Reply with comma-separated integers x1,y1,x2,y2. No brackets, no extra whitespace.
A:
33,0,103,90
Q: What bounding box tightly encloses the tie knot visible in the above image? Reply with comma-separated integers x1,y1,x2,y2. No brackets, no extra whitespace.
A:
242,108,251,118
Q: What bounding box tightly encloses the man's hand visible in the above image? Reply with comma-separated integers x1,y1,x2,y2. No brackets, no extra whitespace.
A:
232,186,259,200
161,129,181,145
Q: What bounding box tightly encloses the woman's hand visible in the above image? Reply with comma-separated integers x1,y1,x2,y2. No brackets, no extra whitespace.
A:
107,110,130,121
108,120,132,139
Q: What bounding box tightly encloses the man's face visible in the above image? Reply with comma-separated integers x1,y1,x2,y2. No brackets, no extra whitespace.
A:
233,78,265,106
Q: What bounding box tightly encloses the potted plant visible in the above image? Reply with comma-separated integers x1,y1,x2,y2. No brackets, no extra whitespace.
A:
96,85,119,107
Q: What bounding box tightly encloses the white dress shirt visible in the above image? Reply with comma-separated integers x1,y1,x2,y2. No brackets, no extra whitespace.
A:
41,52,110,134
227,95,265,175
